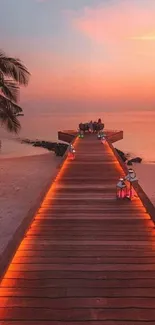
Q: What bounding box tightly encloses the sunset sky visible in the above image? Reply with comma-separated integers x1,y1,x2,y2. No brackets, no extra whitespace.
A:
1,0,155,114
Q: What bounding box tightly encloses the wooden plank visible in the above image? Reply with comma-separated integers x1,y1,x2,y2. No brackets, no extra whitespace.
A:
1,287,155,298
26,232,154,239
32,218,152,225
0,133,155,323
2,277,155,289
1,307,155,321
18,244,155,251
1,296,155,308
21,240,155,247
8,263,155,272
29,225,153,231
15,250,155,258
1,321,155,325
12,256,155,265
25,236,153,241
5,270,155,280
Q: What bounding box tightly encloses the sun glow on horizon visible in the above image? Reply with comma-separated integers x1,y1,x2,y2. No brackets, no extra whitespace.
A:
130,33,155,41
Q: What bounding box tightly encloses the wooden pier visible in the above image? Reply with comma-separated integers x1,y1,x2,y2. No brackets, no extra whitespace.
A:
0,131,155,324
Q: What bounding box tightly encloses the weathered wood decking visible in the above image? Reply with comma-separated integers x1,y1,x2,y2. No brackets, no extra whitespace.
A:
0,133,155,324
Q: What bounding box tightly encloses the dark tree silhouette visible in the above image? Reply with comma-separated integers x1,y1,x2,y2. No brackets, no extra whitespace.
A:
0,50,30,133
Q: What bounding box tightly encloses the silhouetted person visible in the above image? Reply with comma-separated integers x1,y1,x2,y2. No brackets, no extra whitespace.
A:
89,120,93,133
92,121,97,132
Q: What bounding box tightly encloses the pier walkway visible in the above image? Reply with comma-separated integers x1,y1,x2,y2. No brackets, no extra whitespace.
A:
0,133,155,324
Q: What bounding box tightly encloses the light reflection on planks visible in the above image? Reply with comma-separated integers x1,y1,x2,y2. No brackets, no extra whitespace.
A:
0,133,155,324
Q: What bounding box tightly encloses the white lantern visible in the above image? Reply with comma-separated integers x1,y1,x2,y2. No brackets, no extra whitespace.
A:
116,178,127,199
97,130,104,139
68,144,76,160
125,168,138,199
101,136,106,144
78,129,84,138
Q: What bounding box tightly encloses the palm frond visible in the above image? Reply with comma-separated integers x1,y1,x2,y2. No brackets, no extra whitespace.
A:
0,95,21,133
0,79,19,103
0,50,30,86
0,110,21,133
0,95,22,114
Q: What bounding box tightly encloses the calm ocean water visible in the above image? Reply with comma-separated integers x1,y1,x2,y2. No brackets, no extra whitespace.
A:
0,110,155,161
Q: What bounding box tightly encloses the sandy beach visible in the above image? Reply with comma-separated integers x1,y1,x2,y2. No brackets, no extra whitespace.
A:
0,153,61,272
0,138,47,158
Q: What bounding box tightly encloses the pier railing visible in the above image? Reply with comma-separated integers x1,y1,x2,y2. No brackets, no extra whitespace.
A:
58,129,123,143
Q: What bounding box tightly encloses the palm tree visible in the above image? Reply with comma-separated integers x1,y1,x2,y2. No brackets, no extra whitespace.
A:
0,50,30,133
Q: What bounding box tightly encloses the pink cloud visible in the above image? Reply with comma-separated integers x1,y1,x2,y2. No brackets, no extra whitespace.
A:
67,1,155,80
20,1,155,102
72,1,155,43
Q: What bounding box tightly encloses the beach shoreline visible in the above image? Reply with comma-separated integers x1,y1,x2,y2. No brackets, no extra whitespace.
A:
0,138,48,158
0,152,61,277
